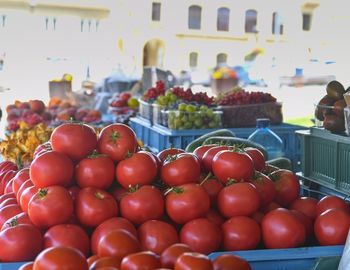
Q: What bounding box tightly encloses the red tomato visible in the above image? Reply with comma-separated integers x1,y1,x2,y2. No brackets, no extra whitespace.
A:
174,252,213,270
97,229,141,259
0,197,17,209
244,147,266,172
165,183,210,224
111,186,128,202
0,161,17,173
0,204,22,228
160,244,192,268
316,195,350,216
33,246,88,270
217,182,260,218
20,186,39,212
18,262,34,270
75,187,118,227
120,185,164,225
261,201,282,214
44,224,90,257
251,211,265,224
157,148,186,163
0,170,16,195
12,168,30,195
314,209,350,245
161,153,200,186
116,151,158,189
213,254,251,270
91,217,138,255
249,173,276,208
180,218,222,254
262,208,306,249
193,144,216,164
87,254,100,267
205,208,225,227
138,220,179,255
28,186,73,229
16,179,33,202
90,256,122,269
68,186,80,202
0,224,42,262
75,155,115,189
290,197,318,220
97,124,138,162
201,178,223,206
121,251,161,270
269,170,300,207
30,151,73,188
0,192,16,204
33,141,52,159
222,216,261,251
51,123,98,162
1,212,33,231
4,178,14,193
202,145,231,173
290,210,314,241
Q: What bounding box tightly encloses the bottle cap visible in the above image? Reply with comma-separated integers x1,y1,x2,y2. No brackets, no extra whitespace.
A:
256,118,270,128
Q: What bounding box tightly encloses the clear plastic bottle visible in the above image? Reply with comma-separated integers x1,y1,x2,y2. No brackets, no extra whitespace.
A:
248,118,284,160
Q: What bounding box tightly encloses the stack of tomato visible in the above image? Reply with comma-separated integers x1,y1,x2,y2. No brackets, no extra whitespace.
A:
0,122,349,270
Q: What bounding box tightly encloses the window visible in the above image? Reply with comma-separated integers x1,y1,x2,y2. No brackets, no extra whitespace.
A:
188,5,201,30
217,53,227,66
245,9,258,33
189,52,198,68
217,7,230,31
272,12,283,35
302,13,311,31
152,2,161,21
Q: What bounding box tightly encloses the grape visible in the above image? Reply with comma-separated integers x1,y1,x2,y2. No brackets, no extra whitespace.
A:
178,103,187,111
186,105,196,113
184,122,193,129
194,118,204,127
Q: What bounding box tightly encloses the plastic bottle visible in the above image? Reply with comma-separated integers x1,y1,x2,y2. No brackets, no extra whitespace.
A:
248,118,284,160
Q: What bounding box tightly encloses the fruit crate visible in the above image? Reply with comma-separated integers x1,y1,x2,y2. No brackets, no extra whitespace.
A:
138,99,153,122
296,127,350,194
129,117,308,170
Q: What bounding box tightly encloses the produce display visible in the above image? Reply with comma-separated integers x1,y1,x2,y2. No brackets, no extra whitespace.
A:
108,91,139,123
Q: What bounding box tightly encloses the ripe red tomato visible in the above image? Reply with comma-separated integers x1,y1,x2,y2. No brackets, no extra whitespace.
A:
98,124,138,162
217,182,260,218
18,262,34,270
90,256,122,269
0,161,17,173
0,192,16,204
28,186,73,229
120,185,164,225
193,144,216,163
138,220,179,255
316,195,349,216
4,178,14,193
262,208,306,249
160,244,192,268
249,173,276,208
30,151,73,188
157,148,186,163
251,211,265,224
174,252,213,270
269,170,300,207
161,153,200,186
16,179,33,202
202,145,231,173
213,254,251,270
222,216,261,251
33,246,88,270
97,229,141,258
0,204,22,228
290,197,318,220
0,224,42,262
75,155,115,189
12,168,30,195
116,151,158,189
165,183,210,224
75,187,118,227
121,251,161,270
201,178,223,206
314,209,350,245
111,186,128,202
180,218,222,254
51,123,98,162
205,208,225,227
0,170,16,194
0,197,17,209
1,212,33,231
91,217,137,255
87,254,100,267
261,201,282,214
33,141,52,159
244,147,266,172
20,186,39,212
290,210,314,241
68,186,80,202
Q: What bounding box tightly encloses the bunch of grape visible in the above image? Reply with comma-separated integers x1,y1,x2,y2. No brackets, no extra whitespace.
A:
167,103,221,130
218,90,277,106
142,81,166,102
156,90,179,106
172,87,214,105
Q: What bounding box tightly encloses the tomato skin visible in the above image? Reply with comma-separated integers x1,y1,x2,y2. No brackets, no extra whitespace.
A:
157,148,186,163
0,161,17,173
120,185,164,225
111,186,128,202
91,217,138,255
251,211,265,224
28,186,74,229
90,256,122,269
97,124,138,162
0,192,16,204
213,254,252,270
314,209,350,246
160,244,192,268
262,208,306,249
174,252,213,270
75,155,115,189
222,216,261,251
0,204,22,228
33,246,88,270
20,186,39,212
0,170,17,195
51,123,98,162
269,170,300,207
4,179,14,193
12,168,30,195
0,197,17,209
249,173,276,208
290,210,314,242
75,187,118,227
217,182,260,218
166,183,210,224
44,224,90,257
201,178,223,206
316,195,350,216
261,201,282,214
0,224,43,262
290,197,318,220
180,218,222,255
16,179,33,202
193,145,216,163
161,153,201,186
202,146,231,173
87,254,100,267
121,251,161,270
138,220,179,255
18,262,34,270
116,151,158,189
205,208,225,227
30,151,74,188
1,212,33,231
244,147,266,172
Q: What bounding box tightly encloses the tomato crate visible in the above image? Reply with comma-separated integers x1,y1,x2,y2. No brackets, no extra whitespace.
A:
296,127,350,194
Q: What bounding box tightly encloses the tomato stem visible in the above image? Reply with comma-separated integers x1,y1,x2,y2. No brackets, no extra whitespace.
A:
95,192,105,199
164,154,177,163
128,184,140,193
6,217,18,227
226,178,238,186
38,188,48,198
109,131,120,144
199,172,213,185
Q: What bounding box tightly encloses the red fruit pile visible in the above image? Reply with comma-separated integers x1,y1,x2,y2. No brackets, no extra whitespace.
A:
218,90,277,106
142,81,166,102
172,86,214,105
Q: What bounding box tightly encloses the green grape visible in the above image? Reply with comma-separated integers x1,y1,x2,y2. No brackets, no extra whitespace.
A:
178,103,187,111
174,118,182,128
170,95,178,102
213,114,220,122
194,118,203,128
206,109,214,118
200,105,208,112
208,121,217,128
186,105,197,113
166,90,173,97
184,122,193,129
181,115,188,122
188,113,196,122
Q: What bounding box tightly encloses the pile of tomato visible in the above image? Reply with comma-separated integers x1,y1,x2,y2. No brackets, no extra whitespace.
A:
0,122,349,270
